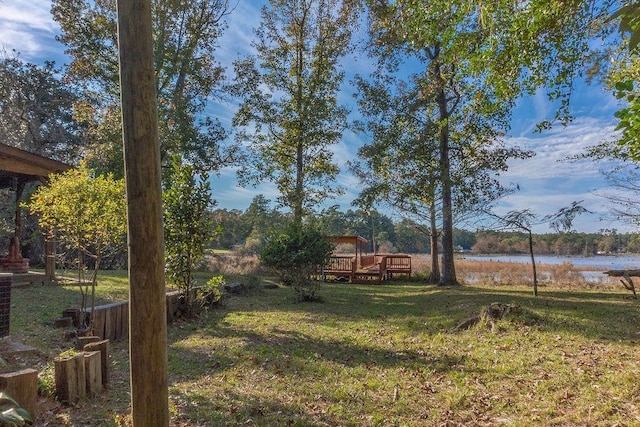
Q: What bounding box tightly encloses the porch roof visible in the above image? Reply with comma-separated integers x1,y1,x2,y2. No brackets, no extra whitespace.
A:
0,143,72,187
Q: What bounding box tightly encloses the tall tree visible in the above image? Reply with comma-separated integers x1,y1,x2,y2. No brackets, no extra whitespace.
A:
353,47,530,285
0,57,84,162
364,0,606,285
228,0,360,226
51,0,233,176
604,3,640,161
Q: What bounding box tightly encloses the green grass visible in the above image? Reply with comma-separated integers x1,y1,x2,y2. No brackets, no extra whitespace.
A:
8,272,640,426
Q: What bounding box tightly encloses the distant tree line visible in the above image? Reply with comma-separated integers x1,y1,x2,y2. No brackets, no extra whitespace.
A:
210,196,640,256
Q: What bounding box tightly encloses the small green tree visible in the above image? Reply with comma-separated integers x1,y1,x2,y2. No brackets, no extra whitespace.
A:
260,222,333,302
483,201,590,296
163,156,215,315
28,163,126,329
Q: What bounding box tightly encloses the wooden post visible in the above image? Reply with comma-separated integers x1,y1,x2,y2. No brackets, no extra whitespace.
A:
45,231,56,282
77,335,101,350
83,339,110,386
54,353,86,404
84,351,102,396
116,0,169,424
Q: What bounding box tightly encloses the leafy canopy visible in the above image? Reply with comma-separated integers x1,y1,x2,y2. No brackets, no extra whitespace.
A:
229,0,360,224
28,163,126,262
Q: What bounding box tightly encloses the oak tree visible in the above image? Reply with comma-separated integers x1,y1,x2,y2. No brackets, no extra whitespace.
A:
0,57,84,162
363,0,606,285
51,0,233,176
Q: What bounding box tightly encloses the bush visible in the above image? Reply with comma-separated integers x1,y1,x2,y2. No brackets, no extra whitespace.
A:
196,275,224,307
260,223,333,301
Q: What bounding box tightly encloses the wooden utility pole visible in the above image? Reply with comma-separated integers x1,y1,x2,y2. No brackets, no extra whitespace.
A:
116,0,169,425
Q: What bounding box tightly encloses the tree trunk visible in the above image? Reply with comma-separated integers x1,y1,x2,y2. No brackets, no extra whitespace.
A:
528,230,538,296
434,57,457,286
116,0,169,424
428,201,440,283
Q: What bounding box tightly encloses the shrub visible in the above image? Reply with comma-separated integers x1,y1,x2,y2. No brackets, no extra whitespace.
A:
196,275,224,307
260,223,333,301
163,156,215,317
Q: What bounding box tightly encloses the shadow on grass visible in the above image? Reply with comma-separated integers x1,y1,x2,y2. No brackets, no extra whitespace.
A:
227,282,640,343
170,387,340,426
165,308,478,425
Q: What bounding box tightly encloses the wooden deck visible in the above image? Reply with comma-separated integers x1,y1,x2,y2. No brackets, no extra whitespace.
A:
320,253,412,284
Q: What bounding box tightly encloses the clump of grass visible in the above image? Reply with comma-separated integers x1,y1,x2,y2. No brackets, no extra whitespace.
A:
208,253,265,275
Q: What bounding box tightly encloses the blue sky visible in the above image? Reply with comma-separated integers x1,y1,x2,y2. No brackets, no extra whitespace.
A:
0,0,631,233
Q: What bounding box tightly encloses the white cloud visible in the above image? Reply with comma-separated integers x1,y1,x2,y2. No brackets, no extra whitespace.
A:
503,117,617,182
0,0,61,59
216,1,262,66
493,116,627,232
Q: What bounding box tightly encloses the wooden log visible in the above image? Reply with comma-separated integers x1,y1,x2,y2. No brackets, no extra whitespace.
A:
0,368,38,419
112,304,120,341
119,302,129,340
83,339,109,386
54,353,86,404
604,270,638,298
92,308,105,340
84,351,102,397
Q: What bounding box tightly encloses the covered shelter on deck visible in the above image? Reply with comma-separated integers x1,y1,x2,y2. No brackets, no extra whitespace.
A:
0,143,72,280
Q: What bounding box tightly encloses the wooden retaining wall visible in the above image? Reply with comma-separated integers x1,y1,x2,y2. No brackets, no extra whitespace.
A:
88,290,183,342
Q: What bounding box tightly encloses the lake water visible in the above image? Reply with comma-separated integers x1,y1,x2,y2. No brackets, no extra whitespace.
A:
460,254,640,270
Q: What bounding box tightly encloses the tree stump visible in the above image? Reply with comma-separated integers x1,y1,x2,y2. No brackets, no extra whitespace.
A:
0,368,38,419
456,302,520,331
55,353,86,404
62,308,82,328
54,317,73,329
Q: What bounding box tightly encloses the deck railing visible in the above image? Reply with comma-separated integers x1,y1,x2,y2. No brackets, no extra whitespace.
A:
325,255,355,273
322,253,412,282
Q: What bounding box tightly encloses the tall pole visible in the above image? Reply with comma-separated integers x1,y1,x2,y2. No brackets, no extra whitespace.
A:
116,0,169,425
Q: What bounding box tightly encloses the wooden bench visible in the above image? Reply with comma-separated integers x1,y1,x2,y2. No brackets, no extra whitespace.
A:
383,255,412,279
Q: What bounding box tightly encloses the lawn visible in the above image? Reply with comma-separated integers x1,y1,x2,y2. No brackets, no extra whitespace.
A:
7,270,640,426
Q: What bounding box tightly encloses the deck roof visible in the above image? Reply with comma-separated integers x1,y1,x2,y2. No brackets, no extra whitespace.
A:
326,235,368,246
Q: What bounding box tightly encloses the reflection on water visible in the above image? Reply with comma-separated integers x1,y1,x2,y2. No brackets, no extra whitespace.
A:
461,254,640,270
457,254,640,285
